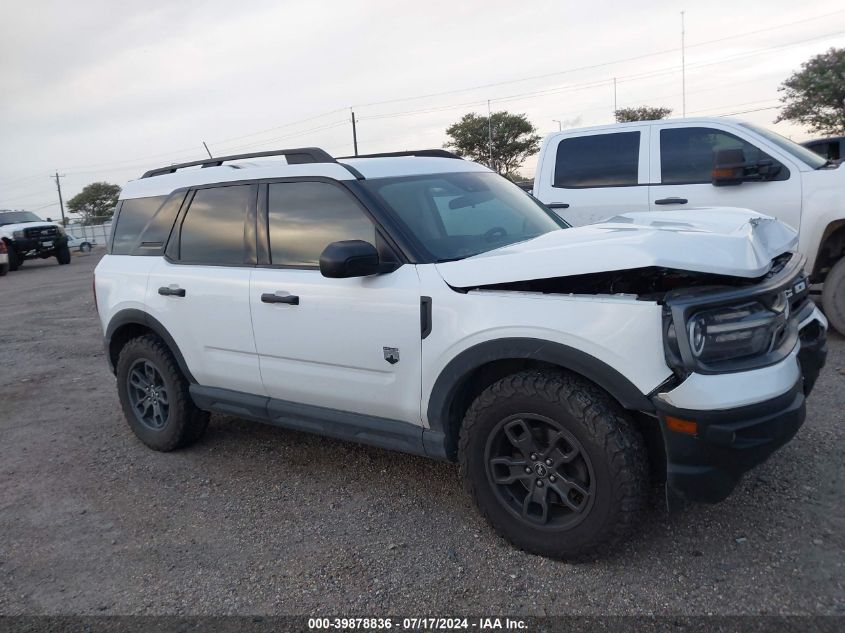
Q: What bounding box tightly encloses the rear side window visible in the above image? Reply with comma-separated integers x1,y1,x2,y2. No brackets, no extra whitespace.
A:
110,196,167,254
553,132,639,188
179,185,250,265
267,181,375,267
660,127,787,184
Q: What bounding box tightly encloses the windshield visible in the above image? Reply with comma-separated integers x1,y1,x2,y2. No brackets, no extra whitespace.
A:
0,211,44,226
740,122,828,169
363,172,566,262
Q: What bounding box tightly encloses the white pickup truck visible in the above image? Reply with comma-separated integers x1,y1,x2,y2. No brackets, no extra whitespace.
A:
532,117,845,333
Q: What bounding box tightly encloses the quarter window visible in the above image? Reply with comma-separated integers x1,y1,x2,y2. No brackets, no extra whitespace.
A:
553,132,640,188
179,185,250,264
111,196,167,255
267,181,375,267
660,127,785,184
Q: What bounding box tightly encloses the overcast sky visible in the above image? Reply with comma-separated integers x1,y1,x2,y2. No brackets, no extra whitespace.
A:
2,0,844,219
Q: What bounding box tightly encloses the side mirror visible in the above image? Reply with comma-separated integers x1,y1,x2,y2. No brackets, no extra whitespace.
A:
319,240,393,278
711,148,746,186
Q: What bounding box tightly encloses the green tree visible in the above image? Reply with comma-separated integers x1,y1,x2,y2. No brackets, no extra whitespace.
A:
67,182,121,224
776,47,845,135
445,111,541,177
614,106,672,123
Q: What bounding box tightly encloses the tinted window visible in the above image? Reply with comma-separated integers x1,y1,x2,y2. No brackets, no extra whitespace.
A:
267,181,375,267
553,132,639,188
111,196,167,255
660,127,786,184
179,186,249,264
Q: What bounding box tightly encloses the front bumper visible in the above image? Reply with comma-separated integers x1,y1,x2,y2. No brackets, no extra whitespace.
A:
13,235,67,258
653,312,827,504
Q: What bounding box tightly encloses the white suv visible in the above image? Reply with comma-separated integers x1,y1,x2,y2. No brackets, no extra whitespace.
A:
95,147,828,559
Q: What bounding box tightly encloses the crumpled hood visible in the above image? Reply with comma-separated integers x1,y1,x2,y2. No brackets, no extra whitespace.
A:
435,207,798,288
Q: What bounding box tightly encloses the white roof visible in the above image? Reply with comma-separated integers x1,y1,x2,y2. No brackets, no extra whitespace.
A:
120,156,491,200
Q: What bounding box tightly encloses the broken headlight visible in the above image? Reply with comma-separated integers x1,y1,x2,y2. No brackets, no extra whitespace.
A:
686,297,789,364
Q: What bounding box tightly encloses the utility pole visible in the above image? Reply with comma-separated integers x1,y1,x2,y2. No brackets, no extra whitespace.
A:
351,109,359,156
681,10,686,117
53,171,66,227
552,119,562,131
487,100,493,171
202,141,213,158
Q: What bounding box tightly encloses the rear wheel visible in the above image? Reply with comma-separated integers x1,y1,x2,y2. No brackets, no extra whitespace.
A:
56,243,71,265
459,369,648,560
822,257,845,335
116,335,209,451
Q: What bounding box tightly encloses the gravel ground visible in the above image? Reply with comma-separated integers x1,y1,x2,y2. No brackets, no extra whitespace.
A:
0,251,843,617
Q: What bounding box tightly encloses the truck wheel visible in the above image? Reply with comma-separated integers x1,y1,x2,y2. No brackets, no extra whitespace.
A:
459,369,648,560
7,244,20,271
822,257,845,335
116,335,209,451
56,243,71,265
80,242,92,252
0,263,7,276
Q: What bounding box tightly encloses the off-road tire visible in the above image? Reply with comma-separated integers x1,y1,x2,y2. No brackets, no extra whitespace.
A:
6,243,20,271
0,262,7,276
116,334,209,451
56,243,71,265
822,257,845,336
458,369,648,560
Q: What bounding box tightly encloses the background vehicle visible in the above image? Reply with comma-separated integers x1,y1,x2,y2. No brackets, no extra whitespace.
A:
532,118,845,334
802,136,843,161
0,239,8,276
67,233,96,252
0,210,71,270
95,147,826,560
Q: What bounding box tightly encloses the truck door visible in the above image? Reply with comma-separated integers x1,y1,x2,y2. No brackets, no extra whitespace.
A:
648,123,802,231
534,126,651,226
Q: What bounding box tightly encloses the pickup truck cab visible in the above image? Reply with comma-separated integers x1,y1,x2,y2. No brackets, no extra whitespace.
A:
532,118,845,333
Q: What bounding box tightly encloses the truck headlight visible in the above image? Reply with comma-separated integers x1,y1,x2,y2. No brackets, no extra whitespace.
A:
686,298,789,363
12,230,23,238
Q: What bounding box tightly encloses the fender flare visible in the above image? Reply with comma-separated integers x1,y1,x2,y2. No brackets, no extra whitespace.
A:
426,337,654,436
105,308,196,383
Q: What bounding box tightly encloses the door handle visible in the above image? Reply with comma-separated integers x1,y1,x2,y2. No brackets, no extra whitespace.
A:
654,197,688,205
261,292,299,305
547,202,570,209
158,286,186,297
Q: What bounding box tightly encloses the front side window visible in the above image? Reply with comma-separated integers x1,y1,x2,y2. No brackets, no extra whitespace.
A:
363,172,564,262
267,181,375,267
179,185,249,264
660,127,787,184
553,131,640,188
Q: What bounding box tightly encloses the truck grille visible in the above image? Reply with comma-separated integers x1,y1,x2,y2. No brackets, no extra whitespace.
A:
23,225,59,239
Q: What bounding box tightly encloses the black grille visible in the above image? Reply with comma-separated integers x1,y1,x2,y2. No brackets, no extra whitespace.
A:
23,225,59,239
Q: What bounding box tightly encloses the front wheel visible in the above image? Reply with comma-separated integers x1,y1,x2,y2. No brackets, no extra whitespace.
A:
56,243,71,265
822,257,845,335
0,263,7,276
459,370,648,560
80,242,92,252
7,244,20,271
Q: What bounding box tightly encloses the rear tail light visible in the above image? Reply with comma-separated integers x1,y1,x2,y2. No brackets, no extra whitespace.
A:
0,240,6,254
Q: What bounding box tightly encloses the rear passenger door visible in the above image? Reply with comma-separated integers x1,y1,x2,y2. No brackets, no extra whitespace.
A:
534,127,651,226
145,184,264,395
250,179,423,425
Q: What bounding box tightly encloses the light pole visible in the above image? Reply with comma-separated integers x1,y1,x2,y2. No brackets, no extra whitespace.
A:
552,119,562,131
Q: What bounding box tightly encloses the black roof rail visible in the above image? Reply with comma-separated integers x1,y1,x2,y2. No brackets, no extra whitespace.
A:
141,147,338,179
338,149,463,160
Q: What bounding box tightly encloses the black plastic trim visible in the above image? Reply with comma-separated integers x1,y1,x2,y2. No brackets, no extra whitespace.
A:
420,296,432,339
104,309,196,383
188,385,449,460
426,337,654,437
